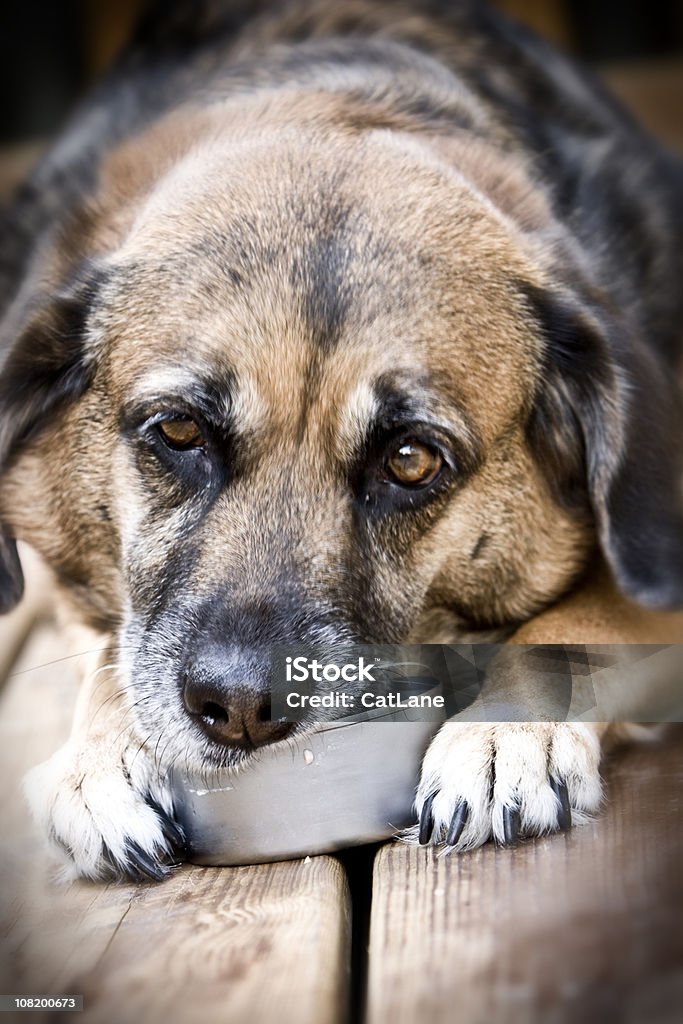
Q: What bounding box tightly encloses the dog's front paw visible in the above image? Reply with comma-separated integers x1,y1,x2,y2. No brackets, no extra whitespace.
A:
415,722,603,850
24,742,186,882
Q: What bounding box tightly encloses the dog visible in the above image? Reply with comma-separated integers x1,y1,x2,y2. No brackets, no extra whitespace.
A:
1,0,682,881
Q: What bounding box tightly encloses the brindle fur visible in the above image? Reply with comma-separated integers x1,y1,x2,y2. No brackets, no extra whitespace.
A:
1,0,683,879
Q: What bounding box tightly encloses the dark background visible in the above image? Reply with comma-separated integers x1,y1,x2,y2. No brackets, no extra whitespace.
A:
1,0,683,143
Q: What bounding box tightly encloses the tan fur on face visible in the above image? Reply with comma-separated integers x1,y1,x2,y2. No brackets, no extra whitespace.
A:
1,92,591,637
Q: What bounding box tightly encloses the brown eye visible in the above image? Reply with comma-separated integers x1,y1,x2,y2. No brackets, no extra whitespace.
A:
385,440,443,487
158,417,205,450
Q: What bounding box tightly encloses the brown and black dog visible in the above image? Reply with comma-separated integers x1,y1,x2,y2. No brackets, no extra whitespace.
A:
1,0,682,880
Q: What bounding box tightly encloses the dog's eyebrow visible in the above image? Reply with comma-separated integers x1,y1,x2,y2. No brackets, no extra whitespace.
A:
375,374,479,438
366,374,484,472
125,369,235,429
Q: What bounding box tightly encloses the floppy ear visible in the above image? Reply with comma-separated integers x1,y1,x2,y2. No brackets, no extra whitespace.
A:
0,529,23,613
0,266,104,613
526,286,683,610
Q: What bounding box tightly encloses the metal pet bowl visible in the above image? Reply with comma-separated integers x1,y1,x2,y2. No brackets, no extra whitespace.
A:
172,711,442,866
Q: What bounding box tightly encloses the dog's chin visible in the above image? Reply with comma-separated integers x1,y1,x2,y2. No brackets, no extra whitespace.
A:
158,719,315,778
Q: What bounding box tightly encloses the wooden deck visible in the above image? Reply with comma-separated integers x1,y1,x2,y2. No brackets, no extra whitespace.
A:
0,554,682,1023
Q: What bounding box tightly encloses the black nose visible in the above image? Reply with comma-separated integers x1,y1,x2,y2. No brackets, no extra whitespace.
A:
182,652,293,750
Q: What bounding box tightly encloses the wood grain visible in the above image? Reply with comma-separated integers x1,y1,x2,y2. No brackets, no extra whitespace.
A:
367,727,683,1024
0,620,350,1024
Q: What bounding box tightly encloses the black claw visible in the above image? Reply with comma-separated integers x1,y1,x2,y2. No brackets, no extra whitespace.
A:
550,777,572,831
100,844,125,880
97,799,186,884
146,797,188,857
502,805,521,845
160,815,188,856
418,792,437,845
123,840,171,883
446,801,469,846
100,843,145,884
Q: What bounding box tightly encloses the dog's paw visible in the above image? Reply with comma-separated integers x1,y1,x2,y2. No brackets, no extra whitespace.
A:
24,742,186,882
414,722,603,850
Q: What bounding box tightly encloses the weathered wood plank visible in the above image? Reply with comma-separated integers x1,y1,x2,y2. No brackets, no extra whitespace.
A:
64,858,349,1024
0,620,351,1024
367,727,683,1024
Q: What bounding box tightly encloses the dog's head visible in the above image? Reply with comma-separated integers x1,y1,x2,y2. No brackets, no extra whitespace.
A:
2,100,682,766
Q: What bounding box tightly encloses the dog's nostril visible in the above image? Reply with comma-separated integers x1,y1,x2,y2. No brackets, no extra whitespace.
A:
182,669,294,749
200,700,229,726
